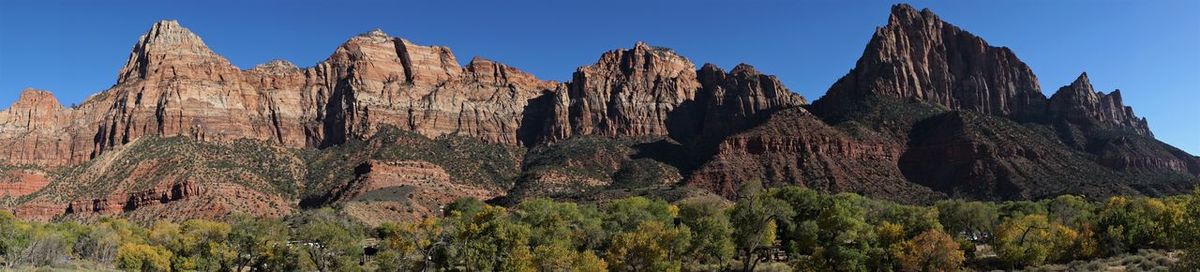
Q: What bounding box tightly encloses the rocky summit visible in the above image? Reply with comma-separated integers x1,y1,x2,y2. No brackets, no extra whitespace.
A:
0,4,1196,222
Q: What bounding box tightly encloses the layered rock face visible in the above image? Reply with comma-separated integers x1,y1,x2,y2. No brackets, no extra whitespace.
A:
2,3,1197,221
701,3,1197,202
117,20,242,84
0,23,561,167
0,169,51,197
688,108,943,202
95,23,279,154
814,4,1046,120
693,63,806,141
544,42,701,141
1044,74,1197,180
542,43,806,144
0,89,74,166
0,22,557,220
291,29,561,147
1048,73,1152,137
331,160,503,225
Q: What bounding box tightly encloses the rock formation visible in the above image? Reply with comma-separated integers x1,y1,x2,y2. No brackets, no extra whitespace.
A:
0,89,73,166
898,111,1142,200
1048,72,1152,137
1,4,1197,221
813,4,1046,120
0,169,51,198
544,42,701,141
700,3,1198,202
0,22,562,167
692,63,806,142
688,108,944,202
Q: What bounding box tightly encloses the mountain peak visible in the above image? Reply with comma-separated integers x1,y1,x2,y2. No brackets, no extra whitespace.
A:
365,28,389,37
887,3,940,27
116,20,235,84
814,4,1046,119
140,20,206,48
1,88,64,131
12,88,62,110
250,59,299,73
582,41,694,78
353,28,393,42
1073,72,1092,86
1049,73,1152,137
730,63,760,76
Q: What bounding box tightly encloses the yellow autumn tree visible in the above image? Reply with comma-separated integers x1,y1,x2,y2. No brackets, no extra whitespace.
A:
897,229,964,272
116,243,173,272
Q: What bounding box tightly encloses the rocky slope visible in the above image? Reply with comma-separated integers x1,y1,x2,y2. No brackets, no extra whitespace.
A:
688,106,944,202
0,4,1196,221
696,4,1198,200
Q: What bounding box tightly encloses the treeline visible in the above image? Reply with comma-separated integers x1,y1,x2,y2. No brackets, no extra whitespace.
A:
2,182,1199,271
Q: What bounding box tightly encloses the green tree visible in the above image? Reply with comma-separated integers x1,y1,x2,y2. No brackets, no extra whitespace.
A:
445,197,487,217
864,199,942,237
0,211,32,268
512,198,604,250
228,215,289,271
117,243,173,272
769,186,822,258
5,222,75,267
1095,196,1181,255
1043,195,1096,229
808,193,878,272
677,195,735,270
992,214,1077,268
532,243,608,272
376,218,441,271
605,221,691,272
148,219,235,271
1177,188,1200,271
602,197,677,234
292,209,363,272
75,218,139,264
934,200,999,244
999,201,1047,219
439,204,534,271
730,180,793,272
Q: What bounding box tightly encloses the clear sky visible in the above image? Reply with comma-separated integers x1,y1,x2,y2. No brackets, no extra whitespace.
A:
1,0,1197,154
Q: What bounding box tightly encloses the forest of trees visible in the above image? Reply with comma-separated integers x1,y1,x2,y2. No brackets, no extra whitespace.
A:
1,182,1198,271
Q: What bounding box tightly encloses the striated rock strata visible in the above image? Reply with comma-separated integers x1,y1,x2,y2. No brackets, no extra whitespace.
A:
813,4,1046,120
1048,73,1152,137
1,4,1197,221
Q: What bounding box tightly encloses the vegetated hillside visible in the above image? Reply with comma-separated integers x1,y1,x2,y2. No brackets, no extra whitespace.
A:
0,3,1197,222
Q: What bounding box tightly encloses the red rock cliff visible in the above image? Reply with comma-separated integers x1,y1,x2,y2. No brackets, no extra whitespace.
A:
814,4,1046,120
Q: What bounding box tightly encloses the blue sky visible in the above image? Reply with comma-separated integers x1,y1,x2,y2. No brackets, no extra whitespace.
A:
1,0,1197,154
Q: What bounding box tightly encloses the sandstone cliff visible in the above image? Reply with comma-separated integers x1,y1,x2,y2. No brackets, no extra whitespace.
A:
304,29,560,147
543,42,701,141
813,4,1046,120
1048,73,1152,137
0,22,561,167
1,4,1197,221
692,63,807,142
704,4,1198,202
0,89,73,166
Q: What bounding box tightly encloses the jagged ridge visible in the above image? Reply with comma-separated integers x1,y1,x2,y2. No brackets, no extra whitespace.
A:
0,4,1196,221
